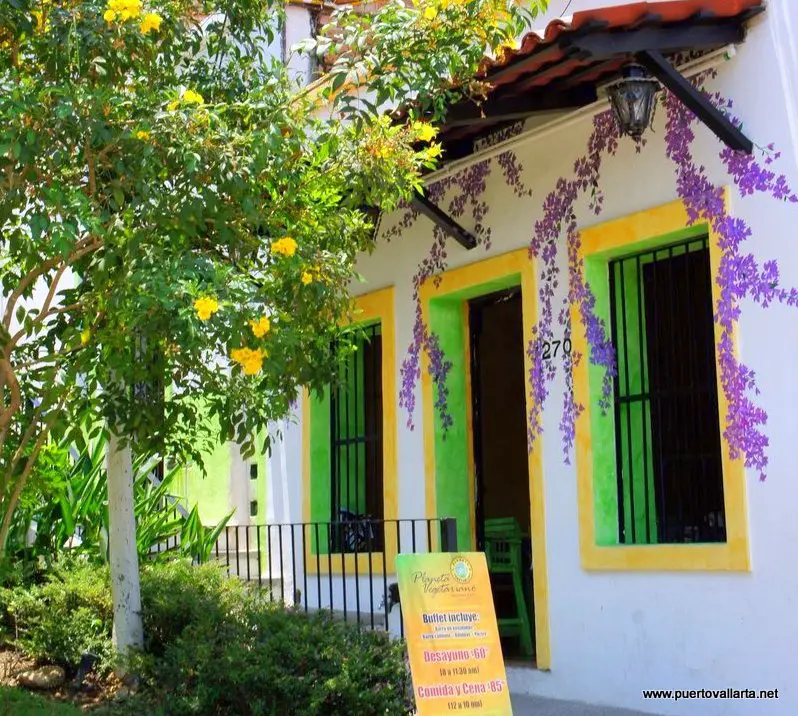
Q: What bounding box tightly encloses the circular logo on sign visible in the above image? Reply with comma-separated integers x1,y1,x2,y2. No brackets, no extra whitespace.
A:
450,557,473,584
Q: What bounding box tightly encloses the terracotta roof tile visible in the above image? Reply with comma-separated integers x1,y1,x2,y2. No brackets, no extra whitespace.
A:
480,0,764,84
437,0,764,149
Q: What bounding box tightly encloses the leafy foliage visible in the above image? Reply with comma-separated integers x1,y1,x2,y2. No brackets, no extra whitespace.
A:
2,559,413,714
0,558,115,671
3,431,232,581
0,0,547,556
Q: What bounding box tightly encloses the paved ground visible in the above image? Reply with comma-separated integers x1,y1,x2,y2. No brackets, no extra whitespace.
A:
511,693,664,716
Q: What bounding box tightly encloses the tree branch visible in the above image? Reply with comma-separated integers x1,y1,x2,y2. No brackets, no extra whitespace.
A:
4,394,51,486
38,263,68,323
0,357,21,457
2,237,101,333
13,342,86,374
8,302,83,351
0,394,66,556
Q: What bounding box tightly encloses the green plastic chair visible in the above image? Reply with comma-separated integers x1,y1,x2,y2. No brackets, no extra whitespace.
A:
484,517,534,658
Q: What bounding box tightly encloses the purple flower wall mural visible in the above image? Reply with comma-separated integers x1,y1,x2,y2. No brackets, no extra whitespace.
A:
392,76,796,480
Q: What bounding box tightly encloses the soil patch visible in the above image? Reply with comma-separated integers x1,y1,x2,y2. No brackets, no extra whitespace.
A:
0,648,126,711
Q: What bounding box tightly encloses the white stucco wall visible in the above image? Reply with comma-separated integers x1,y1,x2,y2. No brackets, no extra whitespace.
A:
274,6,798,716
285,4,314,87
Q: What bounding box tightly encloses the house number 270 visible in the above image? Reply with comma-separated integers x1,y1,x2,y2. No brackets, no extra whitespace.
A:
541,339,572,360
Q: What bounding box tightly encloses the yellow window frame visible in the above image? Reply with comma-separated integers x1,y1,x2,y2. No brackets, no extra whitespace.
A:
302,286,398,574
573,194,750,572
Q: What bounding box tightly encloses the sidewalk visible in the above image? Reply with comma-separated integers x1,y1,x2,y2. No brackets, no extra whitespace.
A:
511,693,665,716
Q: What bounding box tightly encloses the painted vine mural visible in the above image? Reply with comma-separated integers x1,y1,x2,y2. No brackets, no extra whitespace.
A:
395,70,798,482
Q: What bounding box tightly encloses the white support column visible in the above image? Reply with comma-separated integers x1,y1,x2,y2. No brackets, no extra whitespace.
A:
107,431,143,657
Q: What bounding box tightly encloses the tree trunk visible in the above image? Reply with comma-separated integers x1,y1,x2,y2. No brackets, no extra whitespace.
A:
107,431,144,657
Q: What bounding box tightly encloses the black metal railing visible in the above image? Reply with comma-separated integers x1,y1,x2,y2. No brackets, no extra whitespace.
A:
197,517,458,636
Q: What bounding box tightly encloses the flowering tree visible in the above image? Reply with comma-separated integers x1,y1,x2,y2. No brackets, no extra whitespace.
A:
0,0,545,652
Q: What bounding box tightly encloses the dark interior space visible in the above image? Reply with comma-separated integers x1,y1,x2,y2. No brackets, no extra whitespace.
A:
469,288,535,660
642,246,726,543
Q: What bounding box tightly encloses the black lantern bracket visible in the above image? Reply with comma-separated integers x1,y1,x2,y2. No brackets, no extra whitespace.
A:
412,190,478,250
637,50,753,154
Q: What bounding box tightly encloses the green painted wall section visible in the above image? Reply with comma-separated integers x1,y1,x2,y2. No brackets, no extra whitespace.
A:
427,273,521,550
179,425,269,528
309,390,332,554
180,440,233,525
585,257,621,546
429,300,472,550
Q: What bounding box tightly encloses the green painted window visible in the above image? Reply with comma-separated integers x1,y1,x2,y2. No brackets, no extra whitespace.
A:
605,235,726,545
310,323,384,553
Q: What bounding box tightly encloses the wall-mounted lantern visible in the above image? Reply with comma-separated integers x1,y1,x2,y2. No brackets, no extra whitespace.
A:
606,62,660,141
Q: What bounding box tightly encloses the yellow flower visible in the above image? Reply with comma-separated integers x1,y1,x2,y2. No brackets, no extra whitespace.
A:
182,89,204,105
366,138,392,160
301,272,313,285
231,347,264,376
424,6,438,20
193,295,219,321
271,236,298,258
80,328,91,345
125,0,142,19
167,100,179,111
32,10,46,31
139,12,162,34
135,130,150,140
413,122,438,143
106,0,141,22
427,142,443,158
250,316,271,338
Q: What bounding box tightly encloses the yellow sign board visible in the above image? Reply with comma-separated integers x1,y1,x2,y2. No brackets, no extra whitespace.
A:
396,552,513,716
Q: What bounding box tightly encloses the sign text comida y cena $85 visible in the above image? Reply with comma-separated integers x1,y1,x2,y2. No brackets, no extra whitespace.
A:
396,552,512,715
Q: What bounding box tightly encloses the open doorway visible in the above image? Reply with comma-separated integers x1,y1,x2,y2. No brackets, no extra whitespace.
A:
469,287,535,661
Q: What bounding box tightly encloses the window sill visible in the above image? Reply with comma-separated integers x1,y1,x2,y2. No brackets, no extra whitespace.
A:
304,551,396,575
580,540,750,572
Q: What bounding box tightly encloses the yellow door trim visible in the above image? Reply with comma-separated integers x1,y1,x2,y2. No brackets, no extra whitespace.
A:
420,248,551,671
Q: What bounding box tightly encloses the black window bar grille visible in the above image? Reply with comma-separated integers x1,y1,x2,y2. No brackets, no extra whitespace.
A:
330,323,385,553
607,235,726,545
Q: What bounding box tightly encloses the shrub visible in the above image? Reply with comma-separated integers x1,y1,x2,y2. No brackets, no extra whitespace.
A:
155,600,413,716
1,559,414,715
0,559,237,673
139,559,247,657
0,559,114,672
